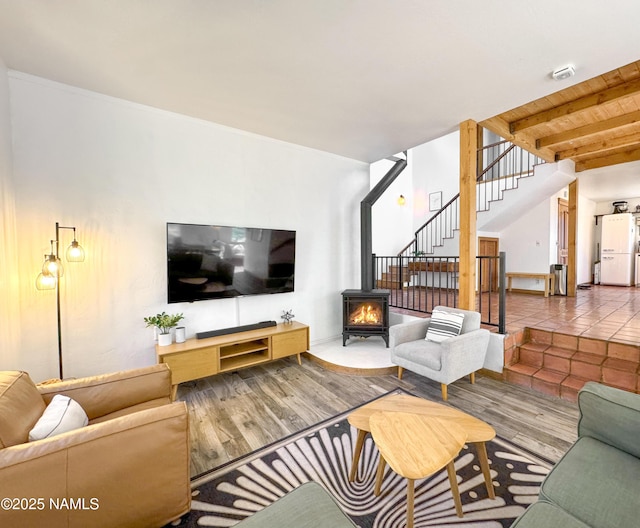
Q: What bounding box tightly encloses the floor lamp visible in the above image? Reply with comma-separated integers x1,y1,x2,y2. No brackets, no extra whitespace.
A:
35,222,85,379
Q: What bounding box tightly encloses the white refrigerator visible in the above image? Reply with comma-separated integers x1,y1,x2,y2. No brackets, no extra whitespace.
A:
600,213,636,286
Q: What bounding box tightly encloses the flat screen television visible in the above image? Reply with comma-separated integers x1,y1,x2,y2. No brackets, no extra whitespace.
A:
167,222,296,303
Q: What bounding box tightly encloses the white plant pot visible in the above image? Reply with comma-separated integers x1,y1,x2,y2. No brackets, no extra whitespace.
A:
157,333,172,346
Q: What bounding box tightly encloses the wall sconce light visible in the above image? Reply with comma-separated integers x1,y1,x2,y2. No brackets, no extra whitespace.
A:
35,222,85,379
397,195,406,206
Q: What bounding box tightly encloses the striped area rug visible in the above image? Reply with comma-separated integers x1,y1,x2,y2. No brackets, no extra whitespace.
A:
174,390,552,527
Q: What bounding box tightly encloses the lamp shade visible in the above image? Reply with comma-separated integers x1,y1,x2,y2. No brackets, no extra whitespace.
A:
35,272,56,290
66,240,85,262
43,255,64,277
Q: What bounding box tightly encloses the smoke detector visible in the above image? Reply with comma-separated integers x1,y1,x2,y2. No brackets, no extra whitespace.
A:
552,65,576,81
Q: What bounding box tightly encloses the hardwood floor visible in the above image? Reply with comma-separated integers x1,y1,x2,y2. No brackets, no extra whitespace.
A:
177,356,579,477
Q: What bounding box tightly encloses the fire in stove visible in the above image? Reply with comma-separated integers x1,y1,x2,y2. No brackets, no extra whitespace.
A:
341,289,390,347
350,303,383,325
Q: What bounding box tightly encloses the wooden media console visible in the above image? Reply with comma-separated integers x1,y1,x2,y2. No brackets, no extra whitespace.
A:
157,321,309,399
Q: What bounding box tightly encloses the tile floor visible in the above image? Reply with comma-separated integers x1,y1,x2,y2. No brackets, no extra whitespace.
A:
392,284,640,344
503,285,640,345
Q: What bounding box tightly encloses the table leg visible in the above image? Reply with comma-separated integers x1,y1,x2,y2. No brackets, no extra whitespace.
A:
374,454,386,496
349,429,367,482
407,478,414,528
474,441,495,499
446,460,464,518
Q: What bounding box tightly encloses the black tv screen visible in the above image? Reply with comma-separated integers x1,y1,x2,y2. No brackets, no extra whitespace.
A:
167,223,296,303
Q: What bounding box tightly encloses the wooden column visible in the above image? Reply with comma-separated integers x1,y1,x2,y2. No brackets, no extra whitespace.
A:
459,120,478,310
567,180,578,297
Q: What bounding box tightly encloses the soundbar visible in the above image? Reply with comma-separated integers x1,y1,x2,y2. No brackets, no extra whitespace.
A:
196,320,277,339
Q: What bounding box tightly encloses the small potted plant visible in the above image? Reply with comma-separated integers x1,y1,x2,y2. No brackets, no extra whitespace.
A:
144,312,184,346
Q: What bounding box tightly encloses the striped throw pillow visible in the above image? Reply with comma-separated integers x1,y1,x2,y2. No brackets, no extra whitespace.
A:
425,309,465,343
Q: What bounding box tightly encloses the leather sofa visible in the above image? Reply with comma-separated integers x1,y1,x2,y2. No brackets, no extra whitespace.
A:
0,364,191,528
511,382,640,527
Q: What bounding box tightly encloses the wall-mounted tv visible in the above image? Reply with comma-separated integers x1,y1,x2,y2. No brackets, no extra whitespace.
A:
167,222,296,304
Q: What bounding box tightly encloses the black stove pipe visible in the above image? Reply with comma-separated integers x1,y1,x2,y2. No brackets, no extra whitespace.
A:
361,157,407,291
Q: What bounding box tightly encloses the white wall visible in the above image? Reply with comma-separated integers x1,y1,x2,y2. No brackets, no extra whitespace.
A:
6,72,369,382
411,131,460,234
371,153,413,256
595,197,640,216
499,198,553,293
0,59,21,368
577,194,596,284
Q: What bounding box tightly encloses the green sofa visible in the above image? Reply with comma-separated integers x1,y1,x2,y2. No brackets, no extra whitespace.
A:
234,481,355,528
511,382,640,528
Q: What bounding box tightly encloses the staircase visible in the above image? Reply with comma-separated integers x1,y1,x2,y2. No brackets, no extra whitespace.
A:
399,140,544,260
377,264,408,289
505,328,640,402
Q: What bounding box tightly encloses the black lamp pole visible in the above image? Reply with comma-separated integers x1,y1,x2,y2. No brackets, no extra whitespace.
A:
38,221,85,380
55,223,64,380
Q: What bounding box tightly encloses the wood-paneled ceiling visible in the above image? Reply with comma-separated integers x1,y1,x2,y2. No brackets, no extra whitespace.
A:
481,60,640,172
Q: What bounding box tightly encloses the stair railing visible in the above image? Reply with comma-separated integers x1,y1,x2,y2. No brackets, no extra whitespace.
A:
373,252,506,332
398,140,544,259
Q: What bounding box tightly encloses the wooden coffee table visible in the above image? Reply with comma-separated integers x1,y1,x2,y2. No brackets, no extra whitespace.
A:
370,411,467,527
348,393,496,499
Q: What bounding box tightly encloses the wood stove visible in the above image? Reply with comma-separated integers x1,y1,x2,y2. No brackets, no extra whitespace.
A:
341,155,404,348
341,289,390,347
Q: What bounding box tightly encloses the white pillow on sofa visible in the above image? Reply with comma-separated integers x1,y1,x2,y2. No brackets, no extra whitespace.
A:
425,309,465,343
28,394,88,441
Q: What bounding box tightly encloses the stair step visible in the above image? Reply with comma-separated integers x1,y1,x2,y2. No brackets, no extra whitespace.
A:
602,357,640,371
545,346,575,359
505,363,539,389
519,342,549,353
607,342,640,363
543,353,571,374
560,375,590,401
532,368,569,398
602,358,640,393
577,337,607,356
551,333,578,350
505,329,640,402
570,356,602,380
528,329,553,346
519,347,543,367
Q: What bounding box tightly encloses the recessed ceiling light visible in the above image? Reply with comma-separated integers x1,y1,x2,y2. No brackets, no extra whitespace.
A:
552,65,576,81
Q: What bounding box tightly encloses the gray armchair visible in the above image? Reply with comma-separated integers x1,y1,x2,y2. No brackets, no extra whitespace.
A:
390,306,490,400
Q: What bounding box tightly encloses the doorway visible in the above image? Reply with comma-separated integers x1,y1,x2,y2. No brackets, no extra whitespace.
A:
478,237,499,292
558,198,569,265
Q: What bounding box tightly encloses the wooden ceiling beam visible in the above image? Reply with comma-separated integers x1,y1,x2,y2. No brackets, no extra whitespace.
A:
537,109,640,148
556,130,640,160
479,116,556,163
509,78,640,133
575,145,640,171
